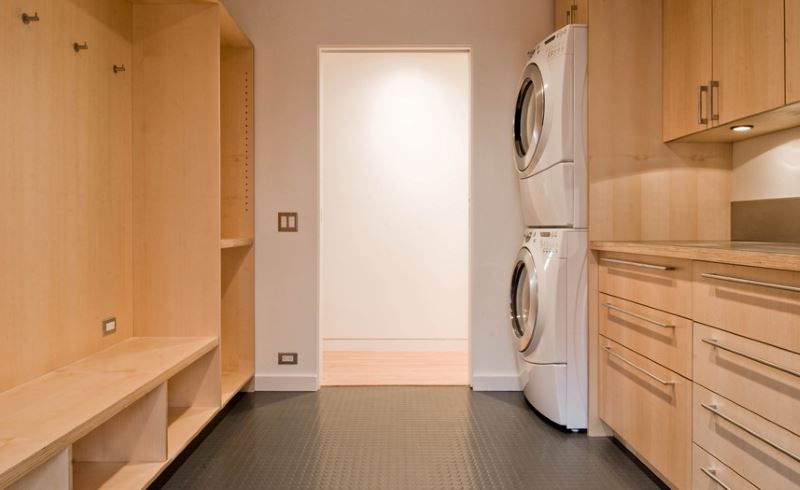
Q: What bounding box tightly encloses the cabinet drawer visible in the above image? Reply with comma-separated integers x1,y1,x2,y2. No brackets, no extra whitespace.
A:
694,323,800,435
693,384,800,490
693,261,800,354
598,253,692,317
599,336,691,489
692,444,757,490
599,294,692,377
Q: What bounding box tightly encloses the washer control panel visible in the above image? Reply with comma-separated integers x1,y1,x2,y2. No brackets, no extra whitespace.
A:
538,230,562,255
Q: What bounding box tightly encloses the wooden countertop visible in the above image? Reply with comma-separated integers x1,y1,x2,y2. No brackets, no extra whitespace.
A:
591,241,800,272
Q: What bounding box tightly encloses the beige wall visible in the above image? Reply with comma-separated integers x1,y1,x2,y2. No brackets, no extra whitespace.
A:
732,126,800,201
320,51,470,352
222,0,553,390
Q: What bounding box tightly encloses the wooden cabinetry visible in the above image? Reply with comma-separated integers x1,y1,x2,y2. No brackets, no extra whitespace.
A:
594,249,800,489
554,0,587,29
599,337,691,489
663,0,791,142
0,1,255,488
662,0,712,141
712,0,785,124
787,0,800,104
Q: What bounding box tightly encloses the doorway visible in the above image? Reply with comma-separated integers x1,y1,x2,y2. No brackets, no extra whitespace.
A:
318,49,471,386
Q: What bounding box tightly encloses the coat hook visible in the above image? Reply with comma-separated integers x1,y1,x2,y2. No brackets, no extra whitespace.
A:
22,12,40,24
73,42,88,52
113,64,126,74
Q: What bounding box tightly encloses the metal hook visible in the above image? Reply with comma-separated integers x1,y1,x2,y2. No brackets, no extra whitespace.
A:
113,64,126,74
73,42,88,52
22,12,40,24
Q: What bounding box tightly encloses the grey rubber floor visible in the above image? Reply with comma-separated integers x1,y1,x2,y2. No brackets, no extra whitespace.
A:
154,387,663,489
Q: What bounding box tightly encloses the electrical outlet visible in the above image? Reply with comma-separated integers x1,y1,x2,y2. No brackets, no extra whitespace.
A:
102,317,117,336
278,352,298,365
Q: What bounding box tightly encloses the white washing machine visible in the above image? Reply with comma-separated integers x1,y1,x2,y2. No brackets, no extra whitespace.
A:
513,24,587,229
510,228,587,430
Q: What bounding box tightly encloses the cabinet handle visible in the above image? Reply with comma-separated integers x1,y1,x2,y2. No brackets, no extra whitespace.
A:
698,85,709,124
702,338,800,378
602,303,675,328
700,272,800,293
602,346,676,385
701,403,800,463
700,467,732,490
710,80,719,122
600,257,673,271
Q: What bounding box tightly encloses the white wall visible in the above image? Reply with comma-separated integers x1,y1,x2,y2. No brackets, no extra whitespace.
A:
222,0,553,391
320,51,469,352
732,126,800,201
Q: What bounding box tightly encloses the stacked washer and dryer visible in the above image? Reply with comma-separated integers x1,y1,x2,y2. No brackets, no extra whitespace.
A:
509,24,588,431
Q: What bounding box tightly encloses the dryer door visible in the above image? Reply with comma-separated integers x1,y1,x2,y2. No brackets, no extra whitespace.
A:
509,247,539,352
513,62,545,174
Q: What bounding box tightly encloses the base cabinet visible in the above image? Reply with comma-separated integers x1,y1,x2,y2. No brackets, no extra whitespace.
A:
599,337,691,489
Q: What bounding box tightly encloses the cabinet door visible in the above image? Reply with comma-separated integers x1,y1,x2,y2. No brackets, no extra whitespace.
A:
712,0,785,124
554,0,587,30
554,0,573,29
787,0,800,104
662,0,712,141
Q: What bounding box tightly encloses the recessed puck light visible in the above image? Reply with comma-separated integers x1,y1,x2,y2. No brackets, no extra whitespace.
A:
730,125,754,132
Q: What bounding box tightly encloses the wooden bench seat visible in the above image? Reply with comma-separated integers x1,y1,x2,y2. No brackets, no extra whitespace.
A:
0,337,217,488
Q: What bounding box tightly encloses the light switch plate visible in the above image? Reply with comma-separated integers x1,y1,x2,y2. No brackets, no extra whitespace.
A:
102,317,117,336
278,212,298,232
278,352,298,365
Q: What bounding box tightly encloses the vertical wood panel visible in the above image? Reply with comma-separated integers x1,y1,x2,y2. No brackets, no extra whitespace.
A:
0,0,133,392
587,0,731,243
221,46,254,240
132,3,221,337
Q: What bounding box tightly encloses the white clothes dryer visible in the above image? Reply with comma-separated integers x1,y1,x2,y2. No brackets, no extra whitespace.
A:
513,24,587,229
509,228,587,430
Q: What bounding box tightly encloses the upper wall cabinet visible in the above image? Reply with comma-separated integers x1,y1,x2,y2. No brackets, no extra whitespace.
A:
554,0,587,30
663,0,793,142
788,0,800,104
663,0,713,141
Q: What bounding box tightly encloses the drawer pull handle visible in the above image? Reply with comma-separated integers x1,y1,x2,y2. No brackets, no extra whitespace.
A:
602,303,675,328
701,403,800,463
700,467,732,490
701,272,800,293
602,346,676,385
601,258,673,271
702,338,800,378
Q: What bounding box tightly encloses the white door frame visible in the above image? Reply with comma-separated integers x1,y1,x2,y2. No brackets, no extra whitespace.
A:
316,46,474,388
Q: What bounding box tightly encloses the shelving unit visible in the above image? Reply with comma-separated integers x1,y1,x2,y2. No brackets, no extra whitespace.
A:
0,1,256,488
220,9,256,405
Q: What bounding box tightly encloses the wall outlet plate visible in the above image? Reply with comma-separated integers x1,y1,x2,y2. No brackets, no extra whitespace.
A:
102,317,117,336
277,212,298,232
278,352,298,365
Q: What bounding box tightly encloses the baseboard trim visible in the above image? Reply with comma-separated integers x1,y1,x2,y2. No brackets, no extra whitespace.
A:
255,374,319,391
323,338,468,352
471,373,522,391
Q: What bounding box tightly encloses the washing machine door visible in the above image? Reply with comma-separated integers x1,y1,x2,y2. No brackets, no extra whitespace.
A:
513,62,545,174
509,247,539,352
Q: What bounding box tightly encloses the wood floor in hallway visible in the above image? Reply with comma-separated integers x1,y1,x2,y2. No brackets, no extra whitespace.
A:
321,351,469,386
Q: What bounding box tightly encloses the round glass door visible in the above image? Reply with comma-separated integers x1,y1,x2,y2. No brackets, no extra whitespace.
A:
513,63,545,172
509,248,539,352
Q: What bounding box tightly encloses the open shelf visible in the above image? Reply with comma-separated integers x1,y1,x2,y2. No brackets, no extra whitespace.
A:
167,406,218,459
220,237,254,249
221,368,254,405
72,462,164,490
